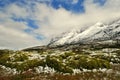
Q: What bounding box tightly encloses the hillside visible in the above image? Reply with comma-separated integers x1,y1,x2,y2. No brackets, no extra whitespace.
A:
48,19,120,47
0,19,120,80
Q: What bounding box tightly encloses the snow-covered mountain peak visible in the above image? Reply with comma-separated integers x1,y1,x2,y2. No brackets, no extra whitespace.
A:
48,28,81,46
48,20,120,47
94,22,105,27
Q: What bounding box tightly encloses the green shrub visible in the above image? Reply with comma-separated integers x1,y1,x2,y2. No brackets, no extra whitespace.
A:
60,52,74,59
15,59,46,71
46,56,62,71
93,55,120,64
46,55,73,73
0,49,14,55
0,54,10,65
61,66,73,73
67,55,111,70
14,55,27,62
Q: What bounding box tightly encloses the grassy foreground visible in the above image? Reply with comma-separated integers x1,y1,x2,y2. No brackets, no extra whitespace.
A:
0,64,120,80
0,48,120,80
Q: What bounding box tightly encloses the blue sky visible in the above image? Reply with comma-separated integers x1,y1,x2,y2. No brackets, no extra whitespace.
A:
0,0,106,30
0,0,106,13
0,0,120,49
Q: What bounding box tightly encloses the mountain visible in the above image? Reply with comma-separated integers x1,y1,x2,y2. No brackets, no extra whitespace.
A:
48,19,120,47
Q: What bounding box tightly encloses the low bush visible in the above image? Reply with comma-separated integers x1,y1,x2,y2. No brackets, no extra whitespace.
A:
67,55,111,70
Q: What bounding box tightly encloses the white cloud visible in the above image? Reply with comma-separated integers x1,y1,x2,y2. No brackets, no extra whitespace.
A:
5,4,28,18
0,3,44,50
0,24,43,50
0,0,120,49
34,0,120,39
84,0,120,22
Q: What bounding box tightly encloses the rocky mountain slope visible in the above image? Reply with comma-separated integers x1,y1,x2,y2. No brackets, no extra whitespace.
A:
48,19,120,47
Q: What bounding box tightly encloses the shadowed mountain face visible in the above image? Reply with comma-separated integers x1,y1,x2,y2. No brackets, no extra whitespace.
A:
48,19,120,47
